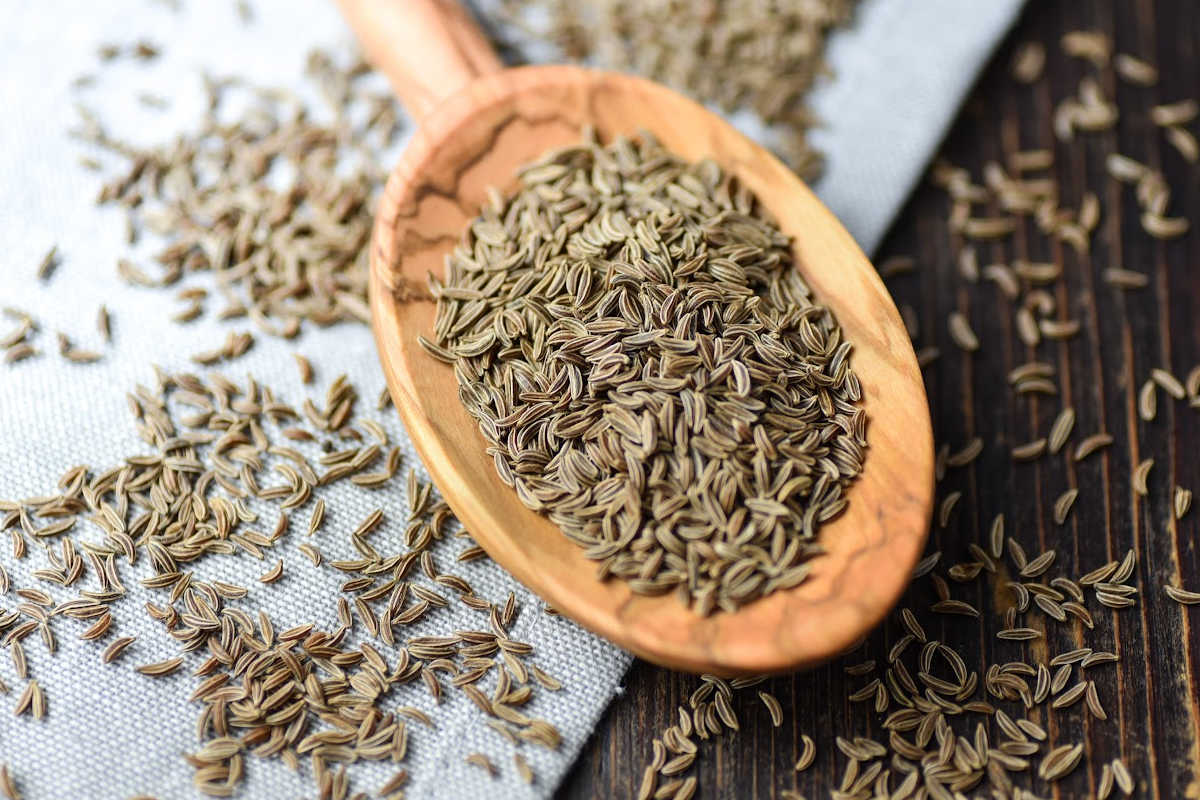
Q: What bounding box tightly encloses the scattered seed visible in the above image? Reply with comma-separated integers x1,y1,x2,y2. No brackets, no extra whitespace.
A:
1115,53,1158,85
36,246,59,281
1012,42,1046,83
1048,408,1075,454
1074,433,1113,461
1012,439,1047,461
1151,99,1198,127
1133,458,1154,496
947,312,980,352
1164,585,1200,605
136,657,183,677
1053,488,1079,525
758,691,783,727
1174,486,1192,519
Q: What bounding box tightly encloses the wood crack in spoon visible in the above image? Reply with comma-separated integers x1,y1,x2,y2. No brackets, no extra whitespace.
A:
339,0,934,675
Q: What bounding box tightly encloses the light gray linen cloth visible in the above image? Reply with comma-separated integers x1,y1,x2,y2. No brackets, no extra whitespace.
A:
0,0,1022,797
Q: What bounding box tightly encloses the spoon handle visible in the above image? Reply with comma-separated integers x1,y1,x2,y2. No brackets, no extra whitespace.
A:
336,0,504,123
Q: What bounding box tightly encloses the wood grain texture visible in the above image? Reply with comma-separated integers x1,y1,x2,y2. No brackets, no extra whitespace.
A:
337,0,504,122
561,0,1200,797
367,63,933,674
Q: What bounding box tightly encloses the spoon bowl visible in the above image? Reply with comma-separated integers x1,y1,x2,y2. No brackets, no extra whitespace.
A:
341,0,934,674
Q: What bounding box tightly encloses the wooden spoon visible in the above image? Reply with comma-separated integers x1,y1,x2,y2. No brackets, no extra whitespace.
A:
339,0,934,675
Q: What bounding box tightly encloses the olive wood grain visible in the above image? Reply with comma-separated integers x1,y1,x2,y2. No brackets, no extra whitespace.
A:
340,0,935,674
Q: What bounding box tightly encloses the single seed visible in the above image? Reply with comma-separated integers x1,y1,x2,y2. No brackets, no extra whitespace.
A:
1048,408,1075,454
758,691,783,727
1074,433,1113,461
1053,489,1079,525
1011,42,1046,83
1133,459,1154,496
1012,439,1047,461
947,312,980,352
1164,585,1200,605
136,657,183,677
1151,368,1187,399
36,245,59,281
1115,53,1158,85
1174,486,1193,519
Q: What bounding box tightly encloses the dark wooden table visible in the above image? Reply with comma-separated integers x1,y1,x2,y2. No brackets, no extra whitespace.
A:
561,1,1200,797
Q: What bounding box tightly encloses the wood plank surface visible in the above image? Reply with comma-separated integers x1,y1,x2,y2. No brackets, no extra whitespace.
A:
561,1,1200,797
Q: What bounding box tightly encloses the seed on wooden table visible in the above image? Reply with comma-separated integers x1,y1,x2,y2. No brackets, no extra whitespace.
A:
0,764,17,800
1141,212,1189,238
997,628,1041,641
1039,742,1084,780
911,551,941,578
1167,126,1199,163
1081,650,1119,668
1175,487,1193,519
1012,41,1046,83
1074,433,1113,461
1115,53,1158,85
792,734,811,772
1011,149,1054,171
1098,763,1115,800
1021,550,1057,578
1187,365,1200,399
1114,548,1138,583
932,600,980,618
957,247,980,282
1051,680,1088,709
1039,318,1081,339
637,766,656,800
900,608,926,642
1151,368,1187,399
1106,153,1148,182
1012,439,1047,461
1151,99,1198,127
673,776,697,800
938,491,961,527
1083,680,1107,719
1112,758,1134,794
1165,585,1200,605
946,437,983,467
1140,380,1159,421
1061,30,1111,66
1103,268,1149,289
1053,489,1079,525
1048,408,1075,454
1015,308,1041,347
758,691,783,727
985,263,1020,298
1132,459,1153,496
989,514,1005,559
947,312,980,351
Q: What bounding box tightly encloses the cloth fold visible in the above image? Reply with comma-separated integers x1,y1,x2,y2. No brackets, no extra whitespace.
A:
0,1,1021,797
